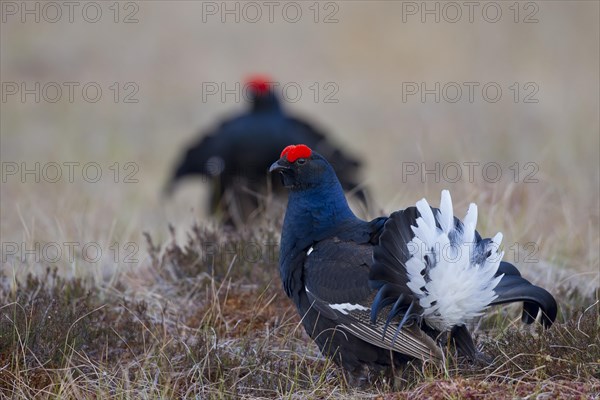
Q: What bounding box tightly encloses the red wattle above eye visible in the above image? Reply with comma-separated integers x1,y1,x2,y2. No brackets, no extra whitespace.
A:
281,144,312,163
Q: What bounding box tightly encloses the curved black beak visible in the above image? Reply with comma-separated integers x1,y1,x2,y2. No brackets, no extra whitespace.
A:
269,159,291,174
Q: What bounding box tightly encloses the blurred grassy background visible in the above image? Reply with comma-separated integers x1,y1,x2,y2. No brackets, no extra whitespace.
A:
1,1,598,287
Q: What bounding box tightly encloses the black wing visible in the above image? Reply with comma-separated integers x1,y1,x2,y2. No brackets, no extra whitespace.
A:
303,237,442,362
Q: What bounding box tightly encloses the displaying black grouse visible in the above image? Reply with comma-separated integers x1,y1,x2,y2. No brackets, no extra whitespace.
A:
269,144,557,385
166,76,367,225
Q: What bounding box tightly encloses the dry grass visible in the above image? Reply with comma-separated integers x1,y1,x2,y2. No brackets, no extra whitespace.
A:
1,224,599,399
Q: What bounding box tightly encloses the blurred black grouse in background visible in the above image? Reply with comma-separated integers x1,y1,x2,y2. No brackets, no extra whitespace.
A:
269,144,557,386
166,75,367,225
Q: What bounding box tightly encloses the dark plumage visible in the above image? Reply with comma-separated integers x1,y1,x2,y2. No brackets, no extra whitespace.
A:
166,76,367,225
270,144,557,385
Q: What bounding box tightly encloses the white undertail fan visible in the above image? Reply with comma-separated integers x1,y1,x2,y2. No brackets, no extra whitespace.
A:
370,190,557,352
405,190,504,331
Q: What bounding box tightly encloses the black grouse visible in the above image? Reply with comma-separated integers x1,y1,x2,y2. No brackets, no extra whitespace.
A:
166,75,367,225
269,144,557,385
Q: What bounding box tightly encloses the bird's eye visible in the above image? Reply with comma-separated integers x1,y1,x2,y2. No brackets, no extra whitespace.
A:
296,158,306,165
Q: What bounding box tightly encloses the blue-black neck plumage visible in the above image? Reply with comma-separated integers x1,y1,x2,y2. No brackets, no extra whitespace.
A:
279,172,360,298
251,91,282,113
